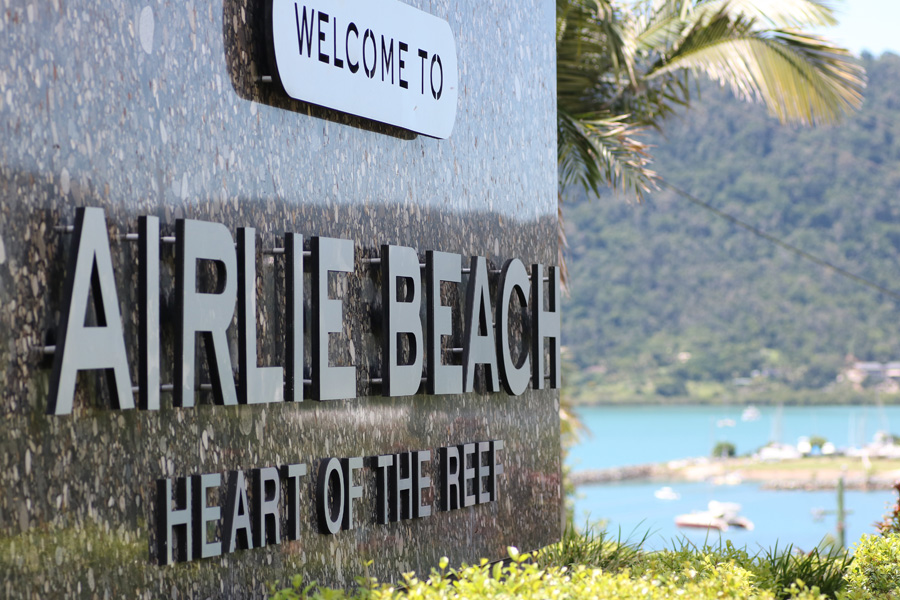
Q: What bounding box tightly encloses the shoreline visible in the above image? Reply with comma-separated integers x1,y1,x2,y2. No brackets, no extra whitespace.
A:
570,456,900,492
570,398,900,407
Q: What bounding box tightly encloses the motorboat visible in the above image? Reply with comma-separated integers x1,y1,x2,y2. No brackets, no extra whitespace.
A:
675,512,730,531
675,501,754,531
654,486,681,500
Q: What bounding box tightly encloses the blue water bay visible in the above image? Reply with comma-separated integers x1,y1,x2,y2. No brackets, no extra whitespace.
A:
569,405,900,551
575,480,894,552
569,404,900,470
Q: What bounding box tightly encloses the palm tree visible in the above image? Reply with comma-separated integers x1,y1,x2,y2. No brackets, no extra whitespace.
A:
556,0,866,278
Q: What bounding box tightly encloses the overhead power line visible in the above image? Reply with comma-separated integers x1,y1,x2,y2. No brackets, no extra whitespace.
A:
658,180,900,303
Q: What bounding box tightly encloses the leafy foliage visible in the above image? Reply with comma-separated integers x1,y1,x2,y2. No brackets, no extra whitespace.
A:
562,53,900,405
843,534,900,599
876,482,900,536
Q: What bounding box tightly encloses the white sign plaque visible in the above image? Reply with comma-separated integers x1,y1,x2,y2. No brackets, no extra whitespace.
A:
270,0,458,139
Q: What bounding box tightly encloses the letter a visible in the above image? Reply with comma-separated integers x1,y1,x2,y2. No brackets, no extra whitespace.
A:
48,207,135,415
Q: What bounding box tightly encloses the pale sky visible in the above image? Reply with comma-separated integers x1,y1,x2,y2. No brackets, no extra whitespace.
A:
824,0,900,56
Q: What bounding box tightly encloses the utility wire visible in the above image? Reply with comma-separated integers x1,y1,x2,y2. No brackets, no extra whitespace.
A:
658,180,900,303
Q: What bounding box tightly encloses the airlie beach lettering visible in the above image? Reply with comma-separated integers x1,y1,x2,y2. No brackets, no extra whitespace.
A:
268,0,458,138
156,442,503,565
48,207,560,415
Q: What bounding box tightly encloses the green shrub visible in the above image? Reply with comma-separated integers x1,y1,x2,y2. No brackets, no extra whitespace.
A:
754,543,851,600
269,548,830,600
648,539,849,600
646,538,756,581
843,534,900,599
533,525,647,571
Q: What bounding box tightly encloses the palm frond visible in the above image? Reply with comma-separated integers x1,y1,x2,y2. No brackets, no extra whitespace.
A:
558,199,570,294
631,8,684,55
697,0,838,29
558,108,658,199
557,0,631,112
648,14,865,125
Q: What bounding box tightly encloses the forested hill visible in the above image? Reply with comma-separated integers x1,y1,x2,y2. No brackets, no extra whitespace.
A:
562,53,900,405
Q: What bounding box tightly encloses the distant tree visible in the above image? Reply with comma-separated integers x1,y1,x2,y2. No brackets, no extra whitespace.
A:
654,377,687,397
712,441,736,458
809,435,828,450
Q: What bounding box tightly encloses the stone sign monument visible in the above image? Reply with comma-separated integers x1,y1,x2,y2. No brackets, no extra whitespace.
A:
0,0,560,596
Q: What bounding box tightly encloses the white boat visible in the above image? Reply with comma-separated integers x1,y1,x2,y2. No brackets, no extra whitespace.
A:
654,486,681,500
675,512,730,531
675,501,754,532
741,406,761,422
716,418,736,428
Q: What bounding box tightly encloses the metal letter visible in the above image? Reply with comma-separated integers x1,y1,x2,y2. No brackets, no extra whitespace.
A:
476,441,491,504
139,215,160,410
381,245,423,396
238,228,285,405
156,477,192,565
462,256,499,393
223,470,253,553
175,219,238,407
311,237,356,401
413,450,432,518
48,207,135,415
459,442,476,507
281,463,307,541
191,473,222,559
426,251,462,394
316,457,344,534
490,440,504,502
252,467,281,547
374,454,393,524
393,452,413,521
439,446,460,511
341,457,364,530
530,264,561,389
285,233,304,403
496,258,531,395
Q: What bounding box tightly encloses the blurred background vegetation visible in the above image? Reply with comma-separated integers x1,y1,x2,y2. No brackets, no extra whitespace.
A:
563,53,900,406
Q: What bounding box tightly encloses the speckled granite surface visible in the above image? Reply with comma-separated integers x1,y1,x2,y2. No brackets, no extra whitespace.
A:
0,0,559,596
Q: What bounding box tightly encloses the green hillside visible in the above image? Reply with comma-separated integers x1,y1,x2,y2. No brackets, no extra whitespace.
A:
562,53,900,405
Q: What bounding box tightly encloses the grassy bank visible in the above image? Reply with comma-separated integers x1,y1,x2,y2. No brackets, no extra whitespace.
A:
739,457,900,475
570,455,900,490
